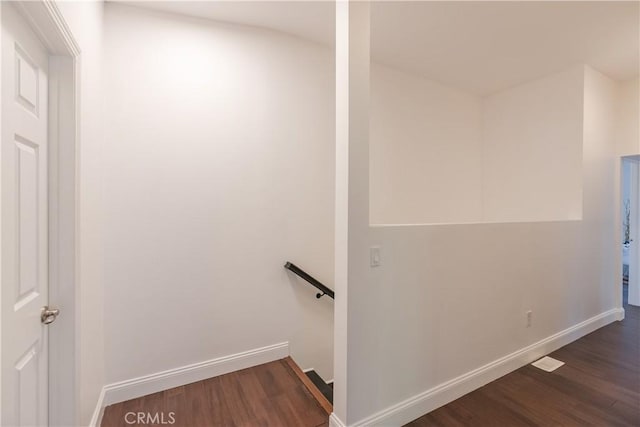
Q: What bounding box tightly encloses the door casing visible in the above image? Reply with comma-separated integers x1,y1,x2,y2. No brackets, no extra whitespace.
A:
622,156,640,307
0,1,79,425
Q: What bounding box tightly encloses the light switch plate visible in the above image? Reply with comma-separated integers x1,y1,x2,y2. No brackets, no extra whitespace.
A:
370,246,381,267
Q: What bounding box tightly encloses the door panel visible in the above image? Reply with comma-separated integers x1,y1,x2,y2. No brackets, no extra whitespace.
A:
16,136,41,305
2,2,49,426
15,344,41,427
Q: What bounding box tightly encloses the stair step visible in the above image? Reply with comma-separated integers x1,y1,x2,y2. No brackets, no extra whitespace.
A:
305,370,333,404
283,357,332,414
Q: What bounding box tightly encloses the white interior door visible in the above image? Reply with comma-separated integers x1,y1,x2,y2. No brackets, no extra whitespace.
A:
2,3,51,426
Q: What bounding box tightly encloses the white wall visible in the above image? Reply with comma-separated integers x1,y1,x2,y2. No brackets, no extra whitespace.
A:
582,66,618,310
52,2,636,424
103,4,335,384
55,1,106,424
342,50,620,423
616,77,640,156
370,65,585,225
370,65,483,225
483,66,584,222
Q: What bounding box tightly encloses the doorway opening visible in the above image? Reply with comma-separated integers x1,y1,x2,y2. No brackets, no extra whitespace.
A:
621,156,640,308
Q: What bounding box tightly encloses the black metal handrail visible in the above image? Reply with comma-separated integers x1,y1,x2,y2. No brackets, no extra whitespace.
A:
284,262,335,300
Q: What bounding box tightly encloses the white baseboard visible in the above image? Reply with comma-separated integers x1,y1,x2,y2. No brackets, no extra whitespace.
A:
98,342,289,410
351,308,623,427
329,413,347,427
89,387,106,427
89,308,623,427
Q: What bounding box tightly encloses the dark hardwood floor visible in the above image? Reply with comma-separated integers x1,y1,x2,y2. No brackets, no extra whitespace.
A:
101,358,329,427
102,290,638,427
406,292,640,426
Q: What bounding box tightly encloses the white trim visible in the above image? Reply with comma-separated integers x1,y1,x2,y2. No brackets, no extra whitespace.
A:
40,0,81,56
370,219,583,228
626,158,640,306
47,54,78,427
88,388,105,427
12,0,80,57
101,342,289,407
0,4,3,423
350,308,622,427
329,413,347,427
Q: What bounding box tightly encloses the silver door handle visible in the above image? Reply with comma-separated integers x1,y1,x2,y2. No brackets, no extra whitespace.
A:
41,306,60,325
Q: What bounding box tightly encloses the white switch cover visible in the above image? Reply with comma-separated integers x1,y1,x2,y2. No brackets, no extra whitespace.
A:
370,246,381,267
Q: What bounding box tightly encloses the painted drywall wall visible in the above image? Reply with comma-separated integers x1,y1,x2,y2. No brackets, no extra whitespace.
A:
582,66,618,310
333,3,372,424
54,1,106,424
344,27,620,423
616,77,640,156
370,65,483,225
483,66,584,222
370,65,584,225
333,2,350,421
103,4,335,384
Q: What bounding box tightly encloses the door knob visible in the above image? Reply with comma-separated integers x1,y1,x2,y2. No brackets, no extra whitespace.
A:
41,306,60,325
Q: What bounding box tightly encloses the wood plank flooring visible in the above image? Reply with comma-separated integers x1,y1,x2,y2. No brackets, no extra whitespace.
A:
101,358,328,427
406,302,640,426
102,297,639,427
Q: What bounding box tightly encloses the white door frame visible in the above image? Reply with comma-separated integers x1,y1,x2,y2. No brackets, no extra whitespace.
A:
622,156,640,307
1,1,80,425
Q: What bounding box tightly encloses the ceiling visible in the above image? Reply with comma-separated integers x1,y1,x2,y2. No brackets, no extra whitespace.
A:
118,1,335,45
371,1,640,95
118,1,639,96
